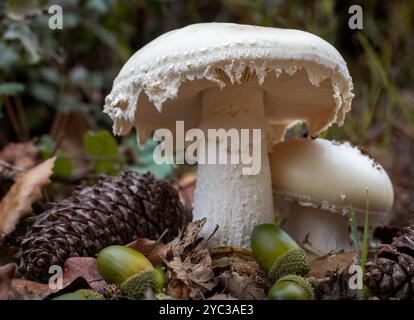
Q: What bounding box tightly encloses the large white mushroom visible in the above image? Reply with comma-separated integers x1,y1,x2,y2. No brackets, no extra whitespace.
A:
103,23,354,248
270,138,394,254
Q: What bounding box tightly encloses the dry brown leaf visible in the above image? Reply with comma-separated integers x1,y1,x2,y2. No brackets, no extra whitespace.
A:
308,252,358,300
8,257,102,300
4,258,101,300
0,142,38,173
165,219,217,299
211,248,270,300
9,277,95,300
0,157,56,234
218,271,267,300
126,238,169,266
62,257,106,290
0,263,16,300
308,252,356,279
8,279,52,300
211,249,270,287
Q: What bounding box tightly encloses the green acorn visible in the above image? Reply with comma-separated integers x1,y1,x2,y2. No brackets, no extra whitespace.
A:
268,275,314,300
96,245,154,285
52,289,104,300
120,268,165,299
251,224,310,281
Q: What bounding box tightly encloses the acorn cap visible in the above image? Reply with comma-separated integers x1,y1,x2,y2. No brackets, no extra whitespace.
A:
104,22,353,143
120,269,164,299
268,247,310,281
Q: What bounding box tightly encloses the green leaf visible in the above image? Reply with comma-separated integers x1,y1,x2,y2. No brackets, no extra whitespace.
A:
0,82,25,96
40,67,60,84
0,43,20,69
4,23,41,64
53,152,74,179
121,137,175,179
83,130,121,175
137,140,160,166
87,0,110,13
37,135,73,179
37,134,56,151
29,83,56,104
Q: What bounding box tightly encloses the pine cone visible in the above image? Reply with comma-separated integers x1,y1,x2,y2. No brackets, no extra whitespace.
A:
17,172,190,282
364,225,414,300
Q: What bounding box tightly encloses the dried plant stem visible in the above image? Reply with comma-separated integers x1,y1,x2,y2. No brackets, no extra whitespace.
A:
4,97,24,141
15,97,29,141
0,160,26,173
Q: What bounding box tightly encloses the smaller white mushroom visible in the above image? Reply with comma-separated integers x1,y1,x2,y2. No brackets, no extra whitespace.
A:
269,138,394,255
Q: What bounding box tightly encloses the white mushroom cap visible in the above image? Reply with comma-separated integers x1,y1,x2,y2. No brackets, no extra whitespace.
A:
270,138,394,219
104,22,354,143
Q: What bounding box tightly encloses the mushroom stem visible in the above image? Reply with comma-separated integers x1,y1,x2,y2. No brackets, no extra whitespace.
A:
193,86,274,248
277,200,352,255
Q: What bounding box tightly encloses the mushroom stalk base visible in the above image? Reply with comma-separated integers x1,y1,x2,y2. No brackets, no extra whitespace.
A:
193,86,274,248
276,200,352,255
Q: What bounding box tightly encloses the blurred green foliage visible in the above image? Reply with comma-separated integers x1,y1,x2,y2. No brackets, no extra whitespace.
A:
0,0,413,177
38,134,74,178
122,137,176,179
83,130,120,175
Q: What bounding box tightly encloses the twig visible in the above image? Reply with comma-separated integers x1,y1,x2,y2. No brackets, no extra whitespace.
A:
15,96,29,141
0,160,27,173
300,238,331,258
156,229,169,243
4,96,24,141
50,112,63,140
54,113,70,152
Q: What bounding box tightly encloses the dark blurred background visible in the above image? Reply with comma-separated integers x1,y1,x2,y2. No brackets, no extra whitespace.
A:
0,0,413,227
